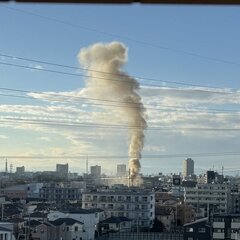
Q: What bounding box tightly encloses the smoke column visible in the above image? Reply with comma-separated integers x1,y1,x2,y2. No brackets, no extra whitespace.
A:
78,42,147,179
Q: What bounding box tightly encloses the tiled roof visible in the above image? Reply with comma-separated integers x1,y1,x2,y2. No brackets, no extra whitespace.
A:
50,218,83,226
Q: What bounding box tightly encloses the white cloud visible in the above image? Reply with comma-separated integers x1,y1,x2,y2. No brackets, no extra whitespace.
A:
37,136,51,142
1,85,240,173
0,135,8,139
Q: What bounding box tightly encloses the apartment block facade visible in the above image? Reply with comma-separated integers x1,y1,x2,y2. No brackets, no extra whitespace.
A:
212,214,240,240
184,183,231,217
82,188,155,228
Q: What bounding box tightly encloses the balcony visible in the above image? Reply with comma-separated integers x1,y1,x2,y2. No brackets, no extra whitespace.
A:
231,222,240,229
213,222,225,228
213,232,224,239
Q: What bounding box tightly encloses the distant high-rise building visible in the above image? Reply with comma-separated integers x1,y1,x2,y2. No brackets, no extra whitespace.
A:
90,165,101,178
117,164,127,177
183,158,194,178
5,159,8,173
16,166,25,175
56,163,69,178
206,170,215,184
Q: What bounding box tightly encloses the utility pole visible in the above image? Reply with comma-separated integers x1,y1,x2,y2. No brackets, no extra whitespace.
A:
1,203,4,220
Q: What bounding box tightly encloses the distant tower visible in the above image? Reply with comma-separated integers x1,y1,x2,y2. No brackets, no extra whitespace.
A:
183,158,194,178
10,163,13,174
5,159,8,173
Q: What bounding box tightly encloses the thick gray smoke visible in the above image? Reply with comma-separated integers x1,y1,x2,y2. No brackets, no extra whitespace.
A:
78,42,147,179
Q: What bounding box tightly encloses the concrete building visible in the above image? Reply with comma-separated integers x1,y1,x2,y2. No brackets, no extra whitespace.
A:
117,164,127,177
39,182,82,202
184,183,231,218
82,187,155,229
0,185,28,199
56,163,69,178
212,214,240,240
230,192,240,214
16,166,25,175
90,165,101,179
27,183,44,198
183,158,194,178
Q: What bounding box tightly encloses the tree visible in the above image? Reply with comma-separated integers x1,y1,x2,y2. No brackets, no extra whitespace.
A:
150,218,165,232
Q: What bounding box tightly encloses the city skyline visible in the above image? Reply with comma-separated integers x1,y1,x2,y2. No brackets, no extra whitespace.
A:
1,3,240,174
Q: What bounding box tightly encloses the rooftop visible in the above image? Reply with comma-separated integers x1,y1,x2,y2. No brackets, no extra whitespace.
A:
102,217,132,224
50,218,83,226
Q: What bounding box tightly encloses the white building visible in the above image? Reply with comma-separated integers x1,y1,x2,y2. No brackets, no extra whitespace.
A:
82,188,155,228
184,183,231,217
183,158,194,178
48,208,104,240
0,222,16,240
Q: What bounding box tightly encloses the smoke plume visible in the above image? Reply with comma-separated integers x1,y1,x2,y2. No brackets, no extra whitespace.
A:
78,42,147,179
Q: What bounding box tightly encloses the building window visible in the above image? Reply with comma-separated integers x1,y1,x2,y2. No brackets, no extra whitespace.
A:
186,227,193,232
66,227,69,231
75,226,78,231
198,228,206,233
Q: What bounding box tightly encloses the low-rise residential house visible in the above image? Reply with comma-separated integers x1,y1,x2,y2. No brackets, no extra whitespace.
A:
101,216,132,234
183,217,210,240
0,222,16,240
0,226,15,240
31,222,56,240
1,203,22,220
23,211,48,222
48,208,101,240
50,218,85,240
155,206,174,231
7,218,25,238
177,204,196,225
155,192,174,204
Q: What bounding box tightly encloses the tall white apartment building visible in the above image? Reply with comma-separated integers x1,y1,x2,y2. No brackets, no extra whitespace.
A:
184,183,231,217
82,188,155,228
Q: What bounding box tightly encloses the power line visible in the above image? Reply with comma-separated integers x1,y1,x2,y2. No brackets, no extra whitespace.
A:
1,87,240,114
0,53,238,91
1,5,240,67
1,151,240,159
0,61,239,96
1,117,240,131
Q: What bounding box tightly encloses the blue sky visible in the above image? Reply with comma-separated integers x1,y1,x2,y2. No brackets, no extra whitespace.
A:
0,3,240,175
